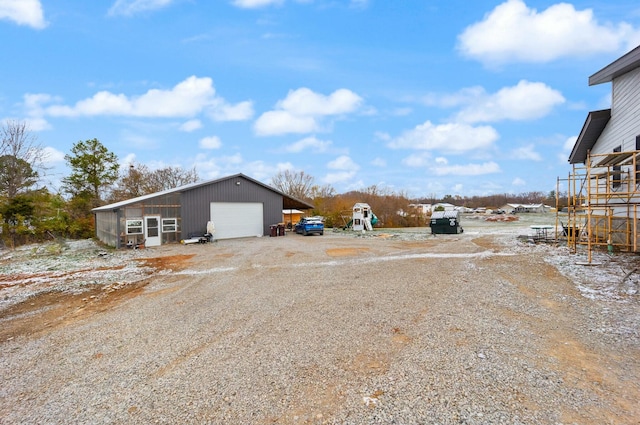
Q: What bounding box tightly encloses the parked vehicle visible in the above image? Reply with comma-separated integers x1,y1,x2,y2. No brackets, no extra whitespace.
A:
294,217,324,236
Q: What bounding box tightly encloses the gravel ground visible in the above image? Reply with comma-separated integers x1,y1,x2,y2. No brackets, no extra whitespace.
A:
1,215,639,424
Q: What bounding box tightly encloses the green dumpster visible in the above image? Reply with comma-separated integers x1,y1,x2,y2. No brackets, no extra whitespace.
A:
430,211,463,234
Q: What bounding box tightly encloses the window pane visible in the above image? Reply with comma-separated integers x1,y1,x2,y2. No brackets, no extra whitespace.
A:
162,218,177,233
126,219,143,234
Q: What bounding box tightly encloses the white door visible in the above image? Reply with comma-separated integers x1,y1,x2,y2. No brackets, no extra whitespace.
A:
144,216,161,247
210,202,263,239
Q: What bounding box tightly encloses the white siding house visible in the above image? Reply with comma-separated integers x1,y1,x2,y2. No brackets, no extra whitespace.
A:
432,202,456,211
567,45,640,253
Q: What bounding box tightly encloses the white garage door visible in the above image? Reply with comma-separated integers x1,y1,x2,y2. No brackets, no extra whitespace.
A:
210,202,264,239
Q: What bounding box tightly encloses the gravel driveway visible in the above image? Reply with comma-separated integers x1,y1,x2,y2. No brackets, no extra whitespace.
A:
1,218,639,424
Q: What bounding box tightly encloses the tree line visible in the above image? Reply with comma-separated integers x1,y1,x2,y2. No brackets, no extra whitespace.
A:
1,120,565,248
270,170,565,229
0,121,198,247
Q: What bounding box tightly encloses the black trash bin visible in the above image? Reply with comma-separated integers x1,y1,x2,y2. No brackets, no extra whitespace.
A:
269,224,278,237
430,211,463,234
277,224,285,236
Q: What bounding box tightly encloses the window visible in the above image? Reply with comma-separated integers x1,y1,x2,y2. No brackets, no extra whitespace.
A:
612,145,622,189
162,218,177,232
126,219,143,235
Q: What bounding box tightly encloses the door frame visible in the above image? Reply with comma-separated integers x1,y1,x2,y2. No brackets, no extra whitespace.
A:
144,215,161,247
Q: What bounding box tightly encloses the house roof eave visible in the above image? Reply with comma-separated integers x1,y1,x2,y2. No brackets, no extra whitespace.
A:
589,44,640,85
568,109,611,164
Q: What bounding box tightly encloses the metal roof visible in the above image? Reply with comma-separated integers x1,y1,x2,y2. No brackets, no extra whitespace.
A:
92,173,314,212
589,44,640,85
568,109,611,164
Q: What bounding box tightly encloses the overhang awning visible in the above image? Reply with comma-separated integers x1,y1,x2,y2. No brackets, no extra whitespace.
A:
283,195,313,210
568,109,611,164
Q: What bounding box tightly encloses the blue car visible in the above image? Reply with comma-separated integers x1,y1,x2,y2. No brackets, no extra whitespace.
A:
294,217,324,236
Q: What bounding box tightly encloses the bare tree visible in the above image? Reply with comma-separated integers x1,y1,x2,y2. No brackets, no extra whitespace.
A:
109,163,200,202
151,165,199,192
0,120,46,199
271,170,315,201
109,163,152,201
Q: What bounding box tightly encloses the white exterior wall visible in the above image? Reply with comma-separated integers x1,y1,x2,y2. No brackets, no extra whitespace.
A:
589,67,640,210
591,67,640,156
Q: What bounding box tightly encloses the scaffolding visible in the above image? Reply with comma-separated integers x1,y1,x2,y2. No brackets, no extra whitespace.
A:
558,149,640,263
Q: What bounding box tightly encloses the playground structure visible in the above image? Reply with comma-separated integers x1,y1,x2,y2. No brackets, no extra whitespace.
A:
344,203,378,231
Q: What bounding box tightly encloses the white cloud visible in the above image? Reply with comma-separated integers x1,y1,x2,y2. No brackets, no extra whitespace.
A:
451,183,464,194
402,153,431,168
511,144,542,161
180,119,202,132
277,88,362,116
0,0,47,29
42,146,65,164
391,107,413,116
199,136,222,150
457,0,640,66
24,117,50,131
231,0,284,9
327,155,359,171
209,100,254,122
388,121,499,153
323,171,357,184
254,111,319,135
193,152,244,179
27,76,251,123
284,136,332,153
374,131,391,142
512,177,526,186
558,135,578,163
371,157,386,167
46,76,214,117
323,155,359,184
563,136,577,152
120,153,137,167
431,161,501,176
456,80,565,123
421,87,485,108
254,87,362,136
108,0,174,17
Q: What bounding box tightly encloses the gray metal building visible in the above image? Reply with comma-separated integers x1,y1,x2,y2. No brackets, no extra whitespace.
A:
92,173,313,248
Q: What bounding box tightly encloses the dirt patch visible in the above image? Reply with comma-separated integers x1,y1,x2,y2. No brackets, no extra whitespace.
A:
0,253,196,342
549,332,640,425
325,247,370,257
485,214,519,222
471,236,504,251
134,254,195,271
0,280,149,341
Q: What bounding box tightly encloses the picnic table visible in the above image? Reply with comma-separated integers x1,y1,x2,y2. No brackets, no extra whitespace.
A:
530,225,554,241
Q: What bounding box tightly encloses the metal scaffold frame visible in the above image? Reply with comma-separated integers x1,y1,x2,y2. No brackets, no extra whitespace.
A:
558,149,640,263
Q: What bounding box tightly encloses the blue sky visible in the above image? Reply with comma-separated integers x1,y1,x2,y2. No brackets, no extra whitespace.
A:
2,0,640,199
